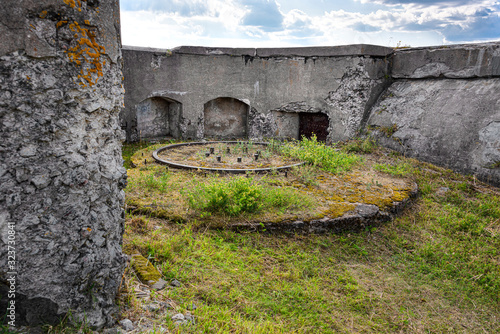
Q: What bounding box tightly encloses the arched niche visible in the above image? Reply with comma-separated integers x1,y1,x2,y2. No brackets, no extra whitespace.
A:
204,97,249,139
136,96,181,140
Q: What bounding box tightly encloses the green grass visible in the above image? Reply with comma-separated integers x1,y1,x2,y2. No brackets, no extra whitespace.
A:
122,141,151,169
279,135,362,174
128,169,171,193
341,137,378,154
44,139,500,333
184,174,313,217
119,143,500,334
122,139,177,169
38,138,500,333
374,161,414,177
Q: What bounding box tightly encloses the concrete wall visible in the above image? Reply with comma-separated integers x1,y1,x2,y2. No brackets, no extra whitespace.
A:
121,44,392,142
204,97,249,139
0,0,126,328
122,42,500,186
136,97,182,139
368,43,500,186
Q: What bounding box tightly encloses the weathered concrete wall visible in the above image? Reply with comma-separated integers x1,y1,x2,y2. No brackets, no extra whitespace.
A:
204,97,249,139
121,44,392,142
391,43,500,79
368,43,500,186
137,97,170,139
0,0,126,328
122,42,500,185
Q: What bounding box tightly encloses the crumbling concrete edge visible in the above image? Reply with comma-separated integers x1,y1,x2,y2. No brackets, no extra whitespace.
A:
227,182,418,234
122,44,394,58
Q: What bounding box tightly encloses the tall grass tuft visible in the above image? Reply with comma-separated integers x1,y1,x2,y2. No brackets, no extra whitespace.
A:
127,169,170,193
185,176,264,216
279,135,362,174
184,175,313,217
374,161,414,177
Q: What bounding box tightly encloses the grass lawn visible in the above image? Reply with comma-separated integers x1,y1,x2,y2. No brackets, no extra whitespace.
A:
46,138,500,333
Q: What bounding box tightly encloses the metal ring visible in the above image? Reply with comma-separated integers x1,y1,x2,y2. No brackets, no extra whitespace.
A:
152,141,305,174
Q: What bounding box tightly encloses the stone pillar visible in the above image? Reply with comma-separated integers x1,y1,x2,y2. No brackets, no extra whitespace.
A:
0,0,126,329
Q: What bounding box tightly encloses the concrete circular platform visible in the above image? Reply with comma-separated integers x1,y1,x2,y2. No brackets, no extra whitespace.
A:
152,141,305,174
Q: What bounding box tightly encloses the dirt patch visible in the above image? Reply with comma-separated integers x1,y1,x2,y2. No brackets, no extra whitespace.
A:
156,142,303,170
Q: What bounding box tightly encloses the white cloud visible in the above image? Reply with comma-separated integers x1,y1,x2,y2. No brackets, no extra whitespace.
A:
240,0,284,31
120,0,500,49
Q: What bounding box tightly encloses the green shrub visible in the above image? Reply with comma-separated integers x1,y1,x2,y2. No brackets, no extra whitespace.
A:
279,135,362,174
342,138,377,154
185,175,314,217
185,176,263,216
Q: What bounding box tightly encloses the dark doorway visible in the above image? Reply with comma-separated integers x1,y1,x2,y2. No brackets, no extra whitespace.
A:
299,113,329,141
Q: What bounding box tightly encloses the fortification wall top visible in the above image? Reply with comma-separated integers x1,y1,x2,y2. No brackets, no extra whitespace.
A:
122,44,394,58
392,42,500,79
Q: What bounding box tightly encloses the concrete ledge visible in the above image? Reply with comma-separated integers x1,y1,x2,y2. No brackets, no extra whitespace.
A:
172,45,257,57
392,42,500,79
256,44,394,58
123,45,175,54
123,44,394,58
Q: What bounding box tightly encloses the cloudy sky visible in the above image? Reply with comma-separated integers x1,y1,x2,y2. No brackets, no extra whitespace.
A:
120,0,500,49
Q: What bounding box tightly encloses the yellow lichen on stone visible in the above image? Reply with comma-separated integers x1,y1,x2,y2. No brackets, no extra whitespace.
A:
323,202,356,218
65,21,106,87
56,20,68,28
315,168,415,213
391,189,411,202
63,0,82,10
63,0,77,8
130,254,162,284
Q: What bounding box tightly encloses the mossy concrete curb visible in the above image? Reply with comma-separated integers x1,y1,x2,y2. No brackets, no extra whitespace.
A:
228,182,418,234
130,254,167,290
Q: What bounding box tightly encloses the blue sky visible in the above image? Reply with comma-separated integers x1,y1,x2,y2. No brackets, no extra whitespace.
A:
120,0,500,49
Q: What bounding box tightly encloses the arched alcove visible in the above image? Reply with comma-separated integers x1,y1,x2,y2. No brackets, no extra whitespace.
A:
136,97,181,140
204,97,249,139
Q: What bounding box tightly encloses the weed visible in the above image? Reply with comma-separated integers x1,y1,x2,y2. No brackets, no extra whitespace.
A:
366,178,382,190
279,135,362,174
485,160,500,169
184,175,312,217
185,176,264,216
395,40,411,49
342,137,377,154
374,161,414,176
42,310,93,334
291,164,318,186
378,124,398,137
376,105,387,114
0,320,16,334
127,169,170,193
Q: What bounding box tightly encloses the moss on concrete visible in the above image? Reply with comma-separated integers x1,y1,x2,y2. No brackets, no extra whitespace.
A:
131,254,162,283
124,143,417,229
